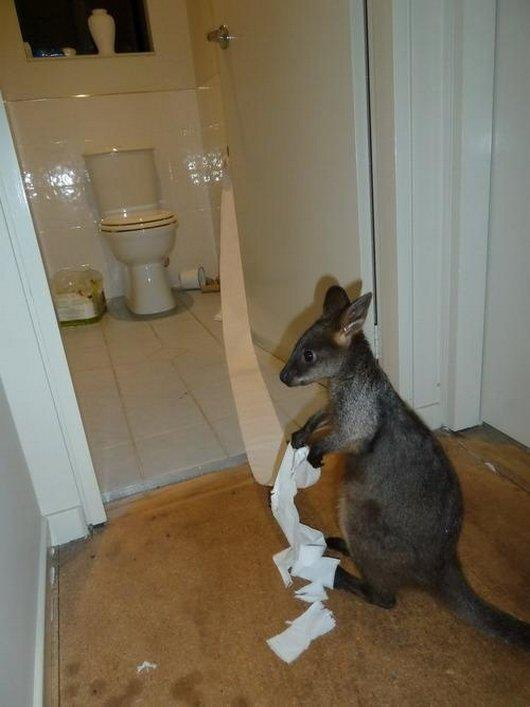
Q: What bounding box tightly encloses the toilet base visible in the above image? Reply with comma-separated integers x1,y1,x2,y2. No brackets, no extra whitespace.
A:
126,262,176,315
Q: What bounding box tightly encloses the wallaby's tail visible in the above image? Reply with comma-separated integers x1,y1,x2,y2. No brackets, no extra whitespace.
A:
439,561,530,651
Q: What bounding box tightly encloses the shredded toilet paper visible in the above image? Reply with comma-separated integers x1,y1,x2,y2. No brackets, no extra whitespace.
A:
267,444,339,662
266,601,336,665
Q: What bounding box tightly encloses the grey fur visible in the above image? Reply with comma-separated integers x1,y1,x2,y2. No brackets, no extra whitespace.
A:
280,285,530,650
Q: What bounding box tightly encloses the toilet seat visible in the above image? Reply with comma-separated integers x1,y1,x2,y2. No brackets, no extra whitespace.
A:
99,209,177,233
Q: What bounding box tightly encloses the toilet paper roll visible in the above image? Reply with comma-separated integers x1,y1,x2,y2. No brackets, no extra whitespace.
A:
179,266,206,290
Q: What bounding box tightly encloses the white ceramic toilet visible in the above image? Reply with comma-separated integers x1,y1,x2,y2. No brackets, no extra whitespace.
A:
85,147,177,315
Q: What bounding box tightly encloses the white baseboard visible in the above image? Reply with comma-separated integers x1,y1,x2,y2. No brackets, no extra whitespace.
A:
33,518,49,707
47,505,88,546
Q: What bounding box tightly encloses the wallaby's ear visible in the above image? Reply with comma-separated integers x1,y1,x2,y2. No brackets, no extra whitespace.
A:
338,292,372,340
323,286,350,317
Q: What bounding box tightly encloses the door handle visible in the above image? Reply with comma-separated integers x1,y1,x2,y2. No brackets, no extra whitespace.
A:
206,24,231,50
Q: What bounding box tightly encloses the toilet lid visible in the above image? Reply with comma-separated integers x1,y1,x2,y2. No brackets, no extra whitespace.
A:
99,209,177,232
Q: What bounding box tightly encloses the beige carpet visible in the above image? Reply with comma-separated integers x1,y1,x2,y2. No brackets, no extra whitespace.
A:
59,435,530,706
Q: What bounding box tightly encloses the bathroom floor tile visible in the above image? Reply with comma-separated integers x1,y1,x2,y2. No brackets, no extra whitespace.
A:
190,377,238,422
113,359,187,408
103,320,163,365
209,415,244,457
79,398,132,451
178,291,223,341
61,323,106,350
64,344,112,373
125,392,206,440
175,358,230,391
61,292,317,499
91,442,143,495
70,367,120,402
150,313,212,350
135,422,225,481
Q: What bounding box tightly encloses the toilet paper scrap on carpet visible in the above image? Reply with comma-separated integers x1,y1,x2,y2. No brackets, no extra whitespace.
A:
266,444,339,663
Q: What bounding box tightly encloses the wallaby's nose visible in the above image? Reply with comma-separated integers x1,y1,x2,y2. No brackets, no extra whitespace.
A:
279,366,290,385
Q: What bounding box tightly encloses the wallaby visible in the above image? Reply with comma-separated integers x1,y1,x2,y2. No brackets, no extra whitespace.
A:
279,285,530,651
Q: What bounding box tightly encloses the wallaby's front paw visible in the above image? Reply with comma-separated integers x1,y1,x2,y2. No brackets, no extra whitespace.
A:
307,446,323,468
291,428,307,449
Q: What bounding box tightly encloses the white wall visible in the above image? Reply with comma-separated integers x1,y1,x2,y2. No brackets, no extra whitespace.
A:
2,0,220,299
481,0,530,446
0,379,43,707
205,0,369,359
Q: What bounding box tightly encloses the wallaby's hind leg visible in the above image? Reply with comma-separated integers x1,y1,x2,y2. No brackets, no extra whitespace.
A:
326,536,350,556
334,566,396,609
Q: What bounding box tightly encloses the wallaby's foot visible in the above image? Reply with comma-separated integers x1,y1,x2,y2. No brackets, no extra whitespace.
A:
326,536,350,556
291,428,307,449
334,566,396,609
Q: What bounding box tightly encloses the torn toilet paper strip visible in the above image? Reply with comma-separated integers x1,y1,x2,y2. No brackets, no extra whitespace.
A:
270,444,339,589
220,178,285,485
266,601,336,664
267,443,339,662
294,581,328,604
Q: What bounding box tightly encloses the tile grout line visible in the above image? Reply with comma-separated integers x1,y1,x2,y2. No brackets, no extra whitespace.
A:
177,292,223,345
146,316,226,450
177,374,234,459
100,320,150,487
111,314,235,481
173,294,240,456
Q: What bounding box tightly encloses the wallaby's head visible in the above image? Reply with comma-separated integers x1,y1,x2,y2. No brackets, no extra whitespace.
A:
279,286,372,386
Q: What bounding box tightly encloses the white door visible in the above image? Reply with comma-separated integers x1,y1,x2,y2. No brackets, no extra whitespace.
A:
0,96,106,541
209,1,375,359
481,0,530,446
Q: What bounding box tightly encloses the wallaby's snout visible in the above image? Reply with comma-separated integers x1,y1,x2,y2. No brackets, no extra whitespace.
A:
279,359,308,387
279,363,295,386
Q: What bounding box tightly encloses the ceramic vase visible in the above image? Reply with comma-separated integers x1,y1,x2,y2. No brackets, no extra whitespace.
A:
88,9,115,56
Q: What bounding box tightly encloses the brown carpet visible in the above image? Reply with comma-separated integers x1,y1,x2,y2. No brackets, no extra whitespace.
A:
59,436,530,706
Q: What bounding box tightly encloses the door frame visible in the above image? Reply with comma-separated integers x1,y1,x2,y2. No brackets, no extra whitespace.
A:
366,0,496,430
439,0,496,431
349,0,377,352
0,94,106,544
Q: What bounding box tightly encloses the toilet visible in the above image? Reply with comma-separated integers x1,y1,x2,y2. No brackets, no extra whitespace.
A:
85,147,177,315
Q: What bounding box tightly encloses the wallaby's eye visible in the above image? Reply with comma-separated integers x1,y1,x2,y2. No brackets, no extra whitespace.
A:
303,349,316,363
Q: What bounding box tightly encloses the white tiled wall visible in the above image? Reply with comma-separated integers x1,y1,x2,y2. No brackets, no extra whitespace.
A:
7,89,219,298
196,74,227,257
185,0,227,264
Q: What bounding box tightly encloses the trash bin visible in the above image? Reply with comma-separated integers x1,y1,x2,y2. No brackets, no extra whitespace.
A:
52,266,106,326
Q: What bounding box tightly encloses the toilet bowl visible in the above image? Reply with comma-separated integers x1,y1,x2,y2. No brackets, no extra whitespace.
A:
100,210,177,315
85,148,178,315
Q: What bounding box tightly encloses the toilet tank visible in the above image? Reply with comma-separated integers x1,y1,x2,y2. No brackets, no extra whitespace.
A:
84,147,160,219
